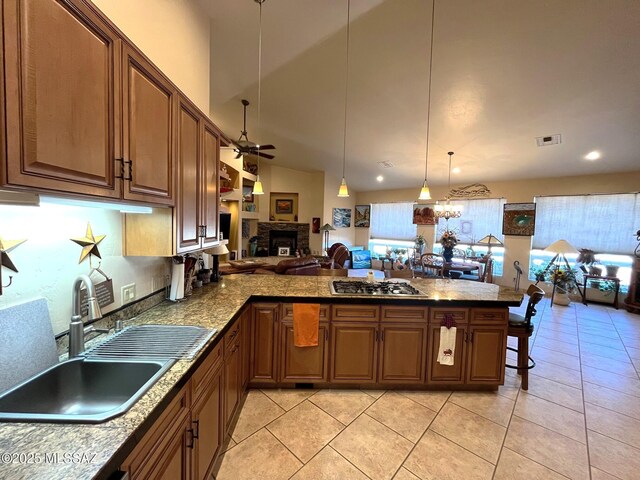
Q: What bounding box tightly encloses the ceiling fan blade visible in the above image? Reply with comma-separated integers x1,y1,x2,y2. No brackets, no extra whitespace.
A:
255,151,275,160
255,144,276,151
235,152,243,159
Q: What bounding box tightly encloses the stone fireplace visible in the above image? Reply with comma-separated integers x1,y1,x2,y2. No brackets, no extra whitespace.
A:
257,222,310,256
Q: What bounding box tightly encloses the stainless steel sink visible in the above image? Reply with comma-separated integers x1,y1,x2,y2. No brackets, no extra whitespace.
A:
0,357,174,423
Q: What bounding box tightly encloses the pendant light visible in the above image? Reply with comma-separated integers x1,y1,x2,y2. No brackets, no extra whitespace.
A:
337,0,352,198
434,152,463,220
252,0,266,195
418,0,437,201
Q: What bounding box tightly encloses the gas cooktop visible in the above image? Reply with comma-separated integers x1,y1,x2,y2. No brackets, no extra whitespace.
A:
330,280,422,296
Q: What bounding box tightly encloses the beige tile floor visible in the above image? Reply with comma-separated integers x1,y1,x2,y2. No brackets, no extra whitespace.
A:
213,298,640,480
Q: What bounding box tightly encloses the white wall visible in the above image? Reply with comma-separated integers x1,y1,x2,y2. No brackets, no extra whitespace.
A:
92,0,211,112
355,170,640,287
0,204,169,335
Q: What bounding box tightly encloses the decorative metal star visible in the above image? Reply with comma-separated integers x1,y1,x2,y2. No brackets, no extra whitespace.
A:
71,223,106,264
0,237,26,273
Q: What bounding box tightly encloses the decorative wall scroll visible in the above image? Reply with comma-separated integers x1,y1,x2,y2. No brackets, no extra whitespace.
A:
449,184,491,198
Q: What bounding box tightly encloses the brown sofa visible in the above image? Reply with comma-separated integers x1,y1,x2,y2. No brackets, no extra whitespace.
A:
254,256,320,275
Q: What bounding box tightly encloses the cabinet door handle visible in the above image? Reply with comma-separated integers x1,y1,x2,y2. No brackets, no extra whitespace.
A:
114,158,125,179
375,330,379,342
126,160,133,181
186,428,195,448
325,329,329,342
469,331,474,343
464,332,468,342
192,419,199,439
380,330,385,342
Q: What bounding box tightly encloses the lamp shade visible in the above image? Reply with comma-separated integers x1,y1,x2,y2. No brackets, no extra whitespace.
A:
418,182,432,200
205,244,229,256
337,178,349,198
477,234,504,247
252,176,264,195
319,223,335,232
544,239,578,255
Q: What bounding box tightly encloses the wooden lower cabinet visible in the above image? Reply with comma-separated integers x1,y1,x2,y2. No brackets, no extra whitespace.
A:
250,304,279,384
467,325,507,384
224,334,242,430
426,324,468,385
191,366,223,480
280,321,329,383
241,307,252,390
378,323,426,384
330,322,378,383
153,414,192,480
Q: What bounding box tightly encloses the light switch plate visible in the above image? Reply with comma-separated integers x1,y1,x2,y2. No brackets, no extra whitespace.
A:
121,283,136,305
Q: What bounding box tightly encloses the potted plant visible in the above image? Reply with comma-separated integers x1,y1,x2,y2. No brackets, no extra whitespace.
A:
439,231,458,263
604,264,620,278
530,265,546,282
577,248,602,276
546,267,578,306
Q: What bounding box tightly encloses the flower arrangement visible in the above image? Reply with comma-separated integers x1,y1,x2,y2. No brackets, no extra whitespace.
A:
546,267,578,292
439,231,458,249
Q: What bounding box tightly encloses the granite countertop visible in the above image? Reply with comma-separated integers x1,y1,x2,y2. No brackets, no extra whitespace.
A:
0,275,523,480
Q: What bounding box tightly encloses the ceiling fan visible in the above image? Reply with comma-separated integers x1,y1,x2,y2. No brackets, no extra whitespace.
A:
231,99,276,160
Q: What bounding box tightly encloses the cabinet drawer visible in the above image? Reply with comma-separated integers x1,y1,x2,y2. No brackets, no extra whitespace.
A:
281,304,330,322
192,341,223,403
470,308,508,325
331,305,379,322
381,306,428,323
224,319,241,353
429,308,468,325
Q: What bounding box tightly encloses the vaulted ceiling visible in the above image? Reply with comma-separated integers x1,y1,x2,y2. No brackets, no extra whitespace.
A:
201,0,640,192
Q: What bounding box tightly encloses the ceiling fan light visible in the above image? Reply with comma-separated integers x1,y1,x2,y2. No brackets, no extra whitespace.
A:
418,181,432,200
252,176,264,195
337,177,350,197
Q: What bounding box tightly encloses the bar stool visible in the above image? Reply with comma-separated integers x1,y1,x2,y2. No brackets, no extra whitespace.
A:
505,284,545,390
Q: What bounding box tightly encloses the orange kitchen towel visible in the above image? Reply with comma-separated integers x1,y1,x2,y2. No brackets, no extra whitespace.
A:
293,303,320,347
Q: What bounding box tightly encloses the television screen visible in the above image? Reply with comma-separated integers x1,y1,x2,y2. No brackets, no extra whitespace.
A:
219,213,231,240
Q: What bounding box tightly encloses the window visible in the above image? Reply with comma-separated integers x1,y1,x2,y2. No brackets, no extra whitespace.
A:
369,202,416,258
433,198,506,276
529,194,640,289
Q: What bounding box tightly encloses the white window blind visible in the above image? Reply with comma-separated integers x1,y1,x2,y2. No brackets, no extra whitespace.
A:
440,198,505,244
533,194,640,254
370,203,416,241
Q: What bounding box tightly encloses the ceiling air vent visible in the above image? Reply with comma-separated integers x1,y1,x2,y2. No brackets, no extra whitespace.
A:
377,161,394,168
536,134,562,147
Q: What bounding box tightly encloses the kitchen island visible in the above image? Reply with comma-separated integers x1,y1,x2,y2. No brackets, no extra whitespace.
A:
0,275,522,480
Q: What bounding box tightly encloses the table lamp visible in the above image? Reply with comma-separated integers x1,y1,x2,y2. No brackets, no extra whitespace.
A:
319,223,335,255
205,244,229,282
477,234,504,254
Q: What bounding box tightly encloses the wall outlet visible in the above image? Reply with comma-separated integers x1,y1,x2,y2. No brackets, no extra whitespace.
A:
121,283,136,305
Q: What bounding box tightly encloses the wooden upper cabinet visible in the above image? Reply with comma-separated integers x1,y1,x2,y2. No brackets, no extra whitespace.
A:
201,122,220,247
176,97,201,253
2,0,121,197
121,43,175,205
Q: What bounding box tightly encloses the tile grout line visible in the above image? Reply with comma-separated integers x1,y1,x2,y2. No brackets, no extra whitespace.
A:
574,307,595,480
606,309,640,380
491,382,523,480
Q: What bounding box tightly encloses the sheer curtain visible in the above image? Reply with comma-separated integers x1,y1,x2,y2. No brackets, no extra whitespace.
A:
533,194,640,254
370,203,416,241
440,198,506,244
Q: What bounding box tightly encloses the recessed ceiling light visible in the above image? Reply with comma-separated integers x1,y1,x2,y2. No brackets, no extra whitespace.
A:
452,167,461,174
376,175,384,182
585,151,601,161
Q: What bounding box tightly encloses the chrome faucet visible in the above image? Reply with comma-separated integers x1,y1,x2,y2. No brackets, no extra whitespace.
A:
69,274,103,357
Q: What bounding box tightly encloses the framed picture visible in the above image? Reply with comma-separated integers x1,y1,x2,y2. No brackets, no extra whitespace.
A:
312,217,320,234
413,204,438,225
242,185,254,203
333,208,352,228
241,249,248,258
229,250,237,261
503,203,536,236
275,199,293,214
354,205,371,227
277,247,290,256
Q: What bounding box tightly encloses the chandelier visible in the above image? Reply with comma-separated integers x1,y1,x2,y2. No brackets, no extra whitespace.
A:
434,152,462,220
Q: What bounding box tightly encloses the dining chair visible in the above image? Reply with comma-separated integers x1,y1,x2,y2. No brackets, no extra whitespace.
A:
420,253,444,278
505,284,545,390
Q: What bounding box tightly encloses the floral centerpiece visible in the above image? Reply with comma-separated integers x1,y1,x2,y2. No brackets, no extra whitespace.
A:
439,230,458,262
546,268,578,293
